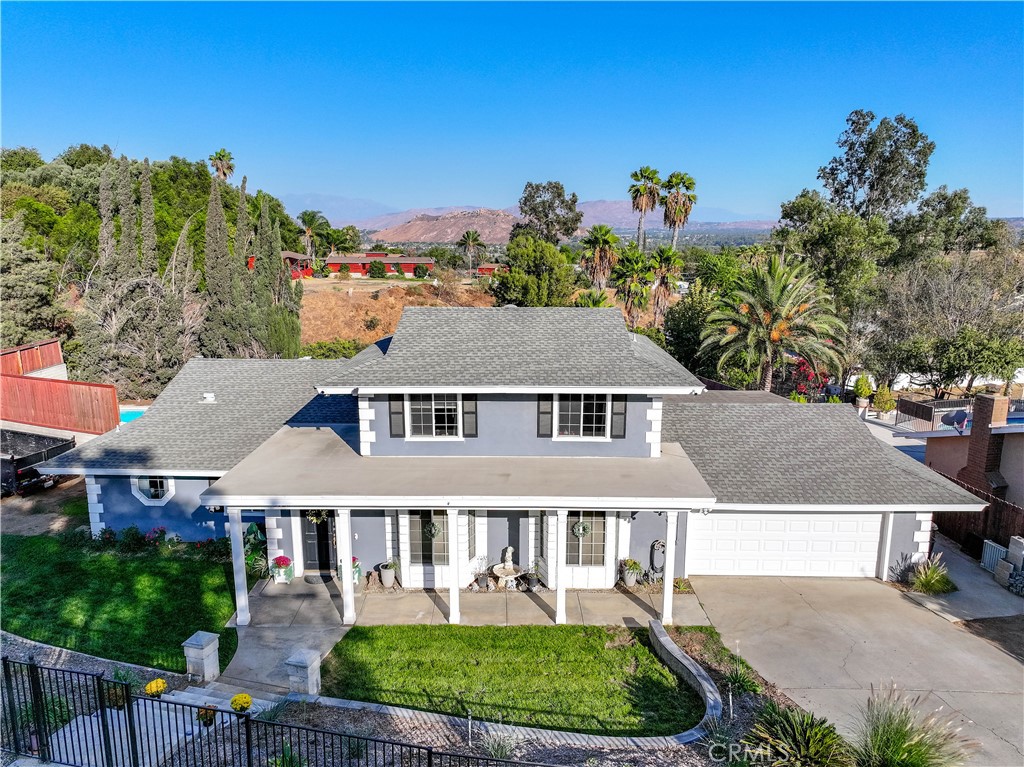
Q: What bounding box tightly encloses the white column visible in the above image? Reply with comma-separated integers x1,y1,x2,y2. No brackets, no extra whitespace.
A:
227,508,250,626
335,509,357,624
661,510,679,625
555,509,568,624
878,511,894,581
447,509,461,624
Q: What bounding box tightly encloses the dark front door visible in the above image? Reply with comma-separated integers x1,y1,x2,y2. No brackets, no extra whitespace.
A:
303,514,336,572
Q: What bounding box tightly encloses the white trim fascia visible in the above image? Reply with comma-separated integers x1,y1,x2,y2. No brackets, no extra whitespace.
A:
129,476,176,506
42,468,227,478
318,385,706,396
200,494,717,511
892,430,965,440
991,424,1024,434
712,502,987,513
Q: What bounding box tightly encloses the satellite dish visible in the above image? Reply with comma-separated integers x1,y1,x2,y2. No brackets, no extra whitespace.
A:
940,410,970,434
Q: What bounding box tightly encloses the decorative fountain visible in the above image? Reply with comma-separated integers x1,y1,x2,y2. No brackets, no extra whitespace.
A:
491,546,522,589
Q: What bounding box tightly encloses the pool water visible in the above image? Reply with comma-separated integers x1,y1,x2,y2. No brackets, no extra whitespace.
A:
119,407,147,424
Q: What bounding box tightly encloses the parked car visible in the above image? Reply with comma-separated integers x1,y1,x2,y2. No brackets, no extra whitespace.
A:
0,429,75,496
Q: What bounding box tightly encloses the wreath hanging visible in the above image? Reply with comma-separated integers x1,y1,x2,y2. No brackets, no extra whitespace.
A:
305,509,331,525
572,520,592,539
423,521,443,540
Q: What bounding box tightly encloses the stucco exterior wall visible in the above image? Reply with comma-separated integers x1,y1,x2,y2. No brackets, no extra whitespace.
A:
999,434,1024,507
369,393,653,457
93,475,222,540
925,436,969,477
628,511,687,574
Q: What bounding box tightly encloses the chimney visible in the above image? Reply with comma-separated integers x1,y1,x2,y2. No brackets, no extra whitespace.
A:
957,394,1010,497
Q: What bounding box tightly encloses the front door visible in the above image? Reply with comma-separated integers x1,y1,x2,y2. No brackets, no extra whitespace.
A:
303,514,336,573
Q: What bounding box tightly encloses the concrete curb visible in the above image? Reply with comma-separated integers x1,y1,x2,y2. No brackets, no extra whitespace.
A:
303,620,721,749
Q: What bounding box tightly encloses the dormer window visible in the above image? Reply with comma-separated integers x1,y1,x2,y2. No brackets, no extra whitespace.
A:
130,476,175,506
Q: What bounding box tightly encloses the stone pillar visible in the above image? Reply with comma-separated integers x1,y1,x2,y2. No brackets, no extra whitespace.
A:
285,649,321,695
227,508,250,626
661,510,679,625
182,631,220,682
447,508,461,624
335,509,357,624
555,509,568,625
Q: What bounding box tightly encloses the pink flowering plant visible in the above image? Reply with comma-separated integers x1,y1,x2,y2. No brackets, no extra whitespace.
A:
273,556,292,569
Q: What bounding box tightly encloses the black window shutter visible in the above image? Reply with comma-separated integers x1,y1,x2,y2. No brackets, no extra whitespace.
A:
463,394,478,438
388,395,405,438
611,395,627,439
537,394,553,438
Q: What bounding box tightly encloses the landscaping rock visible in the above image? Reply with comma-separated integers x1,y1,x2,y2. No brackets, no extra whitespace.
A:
1007,536,1024,571
994,559,1014,587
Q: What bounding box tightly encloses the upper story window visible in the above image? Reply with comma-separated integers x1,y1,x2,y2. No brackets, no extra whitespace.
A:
389,394,477,440
557,394,609,438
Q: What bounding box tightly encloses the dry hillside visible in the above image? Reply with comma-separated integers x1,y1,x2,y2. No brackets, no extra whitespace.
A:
370,209,520,244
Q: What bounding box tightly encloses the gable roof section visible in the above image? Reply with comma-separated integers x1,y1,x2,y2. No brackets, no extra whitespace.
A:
319,307,703,392
661,399,984,509
41,359,357,474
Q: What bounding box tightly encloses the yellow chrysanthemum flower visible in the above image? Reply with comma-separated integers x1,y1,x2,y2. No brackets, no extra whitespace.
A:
144,678,168,697
230,693,253,713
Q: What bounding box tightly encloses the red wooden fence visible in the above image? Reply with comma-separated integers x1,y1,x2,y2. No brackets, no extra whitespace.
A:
0,374,119,435
932,471,1024,551
0,338,64,376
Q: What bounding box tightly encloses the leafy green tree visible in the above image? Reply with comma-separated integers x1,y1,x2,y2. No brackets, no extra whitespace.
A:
325,225,360,254
0,215,68,346
208,149,235,181
818,109,935,221
0,182,72,217
660,171,697,250
574,289,612,307
457,229,485,273
693,248,743,295
889,186,1000,265
9,199,58,238
300,338,367,359
611,243,654,328
650,246,685,327
367,260,388,279
632,325,666,348
664,278,718,376
512,181,583,244
59,143,113,169
419,245,463,271
700,256,846,391
579,224,620,290
1,147,46,172
490,235,575,307
629,166,661,249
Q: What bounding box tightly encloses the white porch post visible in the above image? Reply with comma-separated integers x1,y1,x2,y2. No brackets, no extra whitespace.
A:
661,510,679,625
555,509,568,625
447,509,461,624
227,508,250,626
335,509,357,624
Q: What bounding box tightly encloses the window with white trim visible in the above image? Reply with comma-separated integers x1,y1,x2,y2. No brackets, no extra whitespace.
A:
130,476,175,506
409,510,449,565
408,394,460,437
557,394,609,438
565,511,606,566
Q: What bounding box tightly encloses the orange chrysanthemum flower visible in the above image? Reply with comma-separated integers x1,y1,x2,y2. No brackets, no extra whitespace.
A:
726,325,739,335
739,303,750,314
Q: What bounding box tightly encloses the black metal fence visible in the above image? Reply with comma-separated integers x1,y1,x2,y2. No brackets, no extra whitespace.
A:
1,657,551,767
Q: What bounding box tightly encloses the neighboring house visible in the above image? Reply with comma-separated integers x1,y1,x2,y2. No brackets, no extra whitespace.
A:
281,251,313,270
324,254,435,277
476,263,502,277
41,307,983,628
897,395,1024,507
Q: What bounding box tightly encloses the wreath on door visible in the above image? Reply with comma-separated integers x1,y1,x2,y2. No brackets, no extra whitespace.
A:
572,520,592,539
423,521,443,540
305,509,331,525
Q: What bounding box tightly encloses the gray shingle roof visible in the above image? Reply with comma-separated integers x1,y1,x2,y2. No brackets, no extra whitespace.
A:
661,399,983,507
321,307,703,390
41,359,357,474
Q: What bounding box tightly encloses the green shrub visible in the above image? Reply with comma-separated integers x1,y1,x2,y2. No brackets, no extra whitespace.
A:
723,664,761,694
909,554,957,595
853,375,873,400
367,260,387,279
414,263,429,278
852,685,977,767
58,527,93,549
299,339,366,360
117,525,149,554
743,700,851,767
788,392,809,403
873,384,897,413
363,316,381,331
479,730,519,759
268,742,307,767
17,694,73,733
826,395,843,404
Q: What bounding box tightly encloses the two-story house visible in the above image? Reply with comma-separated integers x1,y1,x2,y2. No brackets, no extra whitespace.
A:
41,307,983,628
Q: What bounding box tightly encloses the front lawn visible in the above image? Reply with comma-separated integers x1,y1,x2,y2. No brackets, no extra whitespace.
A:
0,534,238,672
321,625,704,736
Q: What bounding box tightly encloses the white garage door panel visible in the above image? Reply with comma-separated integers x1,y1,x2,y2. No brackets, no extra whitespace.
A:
688,513,882,577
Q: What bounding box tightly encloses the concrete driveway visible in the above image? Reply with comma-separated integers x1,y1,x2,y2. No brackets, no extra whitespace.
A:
691,576,1023,767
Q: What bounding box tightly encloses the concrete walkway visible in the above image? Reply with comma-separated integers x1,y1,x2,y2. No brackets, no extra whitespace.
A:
222,578,709,691
863,415,927,462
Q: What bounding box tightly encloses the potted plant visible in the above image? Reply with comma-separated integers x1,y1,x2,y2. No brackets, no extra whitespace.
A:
524,560,541,590
196,705,217,728
230,693,252,714
853,374,873,410
144,678,167,699
271,555,294,584
475,566,490,589
379,557,399,589
874,384,897,420
621,558,643,588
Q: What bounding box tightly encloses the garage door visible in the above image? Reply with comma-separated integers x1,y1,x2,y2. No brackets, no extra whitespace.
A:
686,513,883,577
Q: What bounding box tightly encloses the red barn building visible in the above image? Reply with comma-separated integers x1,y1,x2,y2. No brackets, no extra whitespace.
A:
325,253,435,277
476,263,503,277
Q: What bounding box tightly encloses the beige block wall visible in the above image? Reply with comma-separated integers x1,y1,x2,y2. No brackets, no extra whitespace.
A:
999,434,1024,506
925,436,969,477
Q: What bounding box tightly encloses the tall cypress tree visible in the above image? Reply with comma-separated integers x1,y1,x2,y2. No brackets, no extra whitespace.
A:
116,155,138,273
140,158,158,275
97,162,115,269
202,176,235,356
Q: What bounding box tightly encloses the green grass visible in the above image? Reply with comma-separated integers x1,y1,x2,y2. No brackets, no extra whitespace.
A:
59,497,89,518
0,535,239,672
321,625,704,736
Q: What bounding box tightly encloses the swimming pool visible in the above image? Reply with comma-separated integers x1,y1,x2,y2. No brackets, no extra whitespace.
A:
119,406,148,424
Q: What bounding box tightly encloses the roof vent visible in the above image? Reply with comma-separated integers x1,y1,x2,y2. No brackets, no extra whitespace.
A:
201,392,216,404
502,304,517,309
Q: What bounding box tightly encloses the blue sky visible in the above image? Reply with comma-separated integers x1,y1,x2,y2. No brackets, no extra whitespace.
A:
2,1,1022,220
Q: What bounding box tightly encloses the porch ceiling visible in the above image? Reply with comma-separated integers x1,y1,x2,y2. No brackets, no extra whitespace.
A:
199,425,715,510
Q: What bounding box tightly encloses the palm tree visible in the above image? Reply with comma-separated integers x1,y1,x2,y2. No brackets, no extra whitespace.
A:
661,171,697,250
628,166,661,250
574,289,612,308
297,210,331,261
208,149,234,181
579,224,620,290
650,246,685,327
611,244,655,328
700,255,846,392
457,230,485,274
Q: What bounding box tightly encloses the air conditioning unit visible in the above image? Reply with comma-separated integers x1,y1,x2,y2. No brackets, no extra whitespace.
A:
981,540,1008,573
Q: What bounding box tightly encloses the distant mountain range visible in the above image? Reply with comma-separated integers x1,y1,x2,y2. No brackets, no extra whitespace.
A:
368,209,520,244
